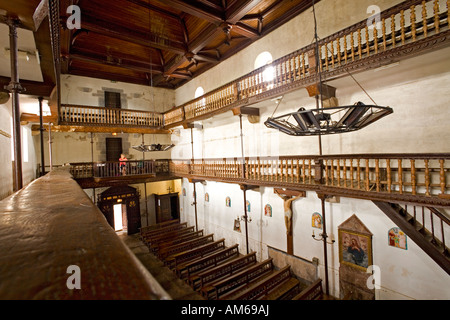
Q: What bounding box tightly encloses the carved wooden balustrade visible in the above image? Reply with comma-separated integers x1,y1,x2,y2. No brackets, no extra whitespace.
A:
59,104,164,128
70,159,157,179
170,153,450,207
163,0,450,128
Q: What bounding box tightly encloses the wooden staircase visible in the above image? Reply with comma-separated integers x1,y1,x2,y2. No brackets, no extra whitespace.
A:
373,201,450,275
139,220,331,300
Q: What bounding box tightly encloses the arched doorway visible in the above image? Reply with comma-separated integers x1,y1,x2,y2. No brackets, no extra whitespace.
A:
97,185,141,235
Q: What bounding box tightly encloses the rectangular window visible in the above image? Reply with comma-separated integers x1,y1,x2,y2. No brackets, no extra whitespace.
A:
105,91,121,108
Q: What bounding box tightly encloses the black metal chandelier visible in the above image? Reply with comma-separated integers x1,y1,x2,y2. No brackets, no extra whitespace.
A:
264,102,393,136
132,143,175,152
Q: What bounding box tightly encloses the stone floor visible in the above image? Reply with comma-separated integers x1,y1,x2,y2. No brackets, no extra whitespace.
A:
117,231,205,300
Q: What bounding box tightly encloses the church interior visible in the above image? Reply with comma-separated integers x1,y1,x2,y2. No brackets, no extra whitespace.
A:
0,0,449,301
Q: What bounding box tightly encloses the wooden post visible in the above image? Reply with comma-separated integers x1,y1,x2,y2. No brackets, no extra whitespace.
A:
38,97,46,177
6,18,24,191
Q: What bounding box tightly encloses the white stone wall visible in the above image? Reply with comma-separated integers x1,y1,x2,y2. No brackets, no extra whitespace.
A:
173,0,450,300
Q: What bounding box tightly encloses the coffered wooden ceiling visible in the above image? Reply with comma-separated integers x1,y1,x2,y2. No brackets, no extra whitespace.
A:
60,0,317,89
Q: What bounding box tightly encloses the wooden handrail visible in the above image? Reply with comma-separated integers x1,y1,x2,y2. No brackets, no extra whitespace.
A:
169,153,450,206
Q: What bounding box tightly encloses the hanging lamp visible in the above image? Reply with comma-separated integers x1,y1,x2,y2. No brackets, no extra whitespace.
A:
264,1,393,136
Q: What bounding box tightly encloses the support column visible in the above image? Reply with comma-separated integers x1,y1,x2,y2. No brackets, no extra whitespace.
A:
38,97,45,176
5,18,24,191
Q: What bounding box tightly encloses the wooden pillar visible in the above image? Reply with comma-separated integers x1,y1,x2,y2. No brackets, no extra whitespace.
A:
38,97,46,177
5,18,24,191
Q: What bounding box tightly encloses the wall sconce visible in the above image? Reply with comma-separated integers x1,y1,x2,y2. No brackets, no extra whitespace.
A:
236,215,252,223
312,230,335,244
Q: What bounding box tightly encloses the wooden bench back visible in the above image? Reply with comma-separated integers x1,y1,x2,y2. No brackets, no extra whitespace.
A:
167,239,226,269
293,278,323,300
180,244,240,279
159,234,214,259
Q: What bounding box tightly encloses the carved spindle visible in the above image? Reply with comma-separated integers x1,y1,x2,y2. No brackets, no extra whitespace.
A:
330,160,335,186
398,159,403,194
375,159,380,192
350,159,354,188
291,159,294,183
391,14,396,48
382,18,387,51
365,159,370,191
357,29,362,58
387,159,392,193
411,5,417,41
440,159,446,194
308,159,312,184
365,26,370,56
343,35,348,63
422,1,428,38
336,159,341,187
434,0,440,33
296,159,300,183
302,159,306,184
325,159,329,185
424,159,430,196
400,10,405,45
337,38,341,65
302,53,306,76
356,159,361,189
374,26,378,54
331,41,335,67
350,32,355,61
342,159,347,188
448,0,450,27
411,160,417,195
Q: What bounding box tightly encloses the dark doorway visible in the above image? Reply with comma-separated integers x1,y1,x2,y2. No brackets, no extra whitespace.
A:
97,186,141,235
155,193,180,223
105,91,121,108
106,137,122,162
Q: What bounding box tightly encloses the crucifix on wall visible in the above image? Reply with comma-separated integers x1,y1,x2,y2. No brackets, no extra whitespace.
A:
274,188,305,255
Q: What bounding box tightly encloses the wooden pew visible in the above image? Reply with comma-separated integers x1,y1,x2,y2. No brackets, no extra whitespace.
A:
292,278,327,300
141,222,188,240
176,244,240,280
165,238,226,270
221,265,300,300
139,219,180,236
191,252,257,291
158,234,215,260
150,230,204,254
200,258,274,300
142,224,192,245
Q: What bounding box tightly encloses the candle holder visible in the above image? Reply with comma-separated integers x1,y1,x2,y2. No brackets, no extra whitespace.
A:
312,230,335,244
236,215,252,223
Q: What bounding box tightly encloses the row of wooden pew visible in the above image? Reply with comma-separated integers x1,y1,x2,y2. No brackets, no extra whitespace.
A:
139,219,329,300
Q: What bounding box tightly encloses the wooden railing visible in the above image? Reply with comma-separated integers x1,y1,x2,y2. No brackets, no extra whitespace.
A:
170,153,450,206
60,104,164,128
163,0,450,127
70,160,156,179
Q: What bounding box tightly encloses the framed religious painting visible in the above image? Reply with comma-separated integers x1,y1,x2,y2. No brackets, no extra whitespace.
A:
338,229,373,271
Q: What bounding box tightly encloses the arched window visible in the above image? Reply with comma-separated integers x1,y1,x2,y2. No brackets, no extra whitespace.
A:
195,86,205,108
254,51,274,83
194,86,204,98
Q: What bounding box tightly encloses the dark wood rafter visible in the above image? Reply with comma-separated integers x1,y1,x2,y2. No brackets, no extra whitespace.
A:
50,0,320,88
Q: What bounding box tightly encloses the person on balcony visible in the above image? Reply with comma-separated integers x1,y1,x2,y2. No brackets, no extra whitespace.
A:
119,154,128,176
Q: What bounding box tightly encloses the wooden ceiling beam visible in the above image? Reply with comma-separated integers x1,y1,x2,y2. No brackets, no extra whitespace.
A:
69,52,164,75
225,0,261,24
232,22,259,38
154,0,224,24
79,15,187,55
0,76,54,97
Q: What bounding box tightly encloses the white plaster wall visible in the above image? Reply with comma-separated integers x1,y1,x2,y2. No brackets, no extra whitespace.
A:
61,74,176,113
0,98,37,200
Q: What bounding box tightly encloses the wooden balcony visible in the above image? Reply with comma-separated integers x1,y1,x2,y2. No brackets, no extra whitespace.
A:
163,0,450,128
58,104,167,134
70,159,178,188
170,153,450,208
